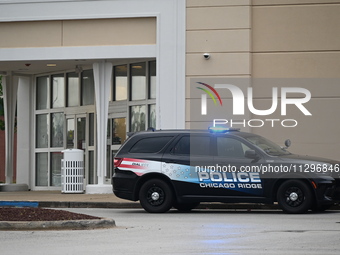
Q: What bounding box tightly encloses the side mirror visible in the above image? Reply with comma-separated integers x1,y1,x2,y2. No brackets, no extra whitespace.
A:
284,139,291,149
245,150,259,160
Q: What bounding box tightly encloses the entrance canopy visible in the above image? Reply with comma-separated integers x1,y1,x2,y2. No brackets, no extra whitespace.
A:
0,0,185,193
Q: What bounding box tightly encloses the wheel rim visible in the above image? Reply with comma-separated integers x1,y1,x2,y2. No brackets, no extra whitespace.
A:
146,186,165,206
284,186,304,207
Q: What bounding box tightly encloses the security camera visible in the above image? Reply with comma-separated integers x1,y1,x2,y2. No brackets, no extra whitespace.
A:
75,65,83,74
203,53,210,60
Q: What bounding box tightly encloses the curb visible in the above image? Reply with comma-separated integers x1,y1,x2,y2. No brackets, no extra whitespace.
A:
38,201,142,209
0,201,141,209
1,201,340,210
0,217,116,231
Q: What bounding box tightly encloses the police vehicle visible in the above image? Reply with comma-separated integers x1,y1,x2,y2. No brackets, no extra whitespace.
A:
112,128,340,213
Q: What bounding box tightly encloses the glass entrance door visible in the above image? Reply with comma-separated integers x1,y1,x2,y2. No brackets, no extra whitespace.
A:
66,117,86,149
76,117,86,150
66,118,75,149
107,118,126,180
66,114,96,185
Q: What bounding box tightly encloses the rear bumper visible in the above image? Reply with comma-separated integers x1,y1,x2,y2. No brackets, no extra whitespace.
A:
112,169,139,201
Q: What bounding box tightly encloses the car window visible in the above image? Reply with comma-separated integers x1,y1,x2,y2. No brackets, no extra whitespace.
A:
245,135,290,156
129,136,173,153
173,136,210,156
216,137,251,158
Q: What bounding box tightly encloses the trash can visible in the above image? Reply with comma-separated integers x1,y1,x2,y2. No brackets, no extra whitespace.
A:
61,149,84,194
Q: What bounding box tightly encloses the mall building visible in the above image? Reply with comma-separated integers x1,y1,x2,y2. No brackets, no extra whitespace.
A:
0,0,339,193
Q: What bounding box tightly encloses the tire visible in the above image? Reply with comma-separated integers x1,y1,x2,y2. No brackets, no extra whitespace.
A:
173,202,200,212
277,180,313,214
139,179,174,213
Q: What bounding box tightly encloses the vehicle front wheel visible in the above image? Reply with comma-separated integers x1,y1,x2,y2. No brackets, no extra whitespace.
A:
277,180,313,214
139,179,174,213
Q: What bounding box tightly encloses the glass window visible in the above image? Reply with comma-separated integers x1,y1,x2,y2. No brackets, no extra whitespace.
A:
131,63,146,100
51,74,64,108
107,143,111,178
114,65,128,101
245,135,290,156
130,105,146,132
149,104,156,129
36,152,48,186
216,137,250,158
173,137,190,155
81,69,95,106
112,118,126,145
77,117,86,150
173,136,211,156
129,137,173,153
51,152,62,186
107,120,111,141
51,113,64,147
88,151,95,184
66,118,75,149
36,114,48,148
36,76,49,110
67,72,79,107
89,113,95,147
149,61,156,99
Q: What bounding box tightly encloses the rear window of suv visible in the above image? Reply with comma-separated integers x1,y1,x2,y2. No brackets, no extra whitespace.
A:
129,136,173,153
172,136,211,155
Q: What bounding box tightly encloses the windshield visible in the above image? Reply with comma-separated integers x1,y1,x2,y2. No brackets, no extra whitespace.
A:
244,135,291,156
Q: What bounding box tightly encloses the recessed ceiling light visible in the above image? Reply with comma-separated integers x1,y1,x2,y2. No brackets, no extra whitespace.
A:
132,65,142,69
47,64,57,67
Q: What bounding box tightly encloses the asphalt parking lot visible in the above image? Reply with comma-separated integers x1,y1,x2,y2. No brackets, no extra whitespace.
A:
1,208,340,255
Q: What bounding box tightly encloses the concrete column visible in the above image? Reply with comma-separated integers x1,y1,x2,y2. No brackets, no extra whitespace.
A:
16,76,31,187
2,73,18,184
87,61,112,193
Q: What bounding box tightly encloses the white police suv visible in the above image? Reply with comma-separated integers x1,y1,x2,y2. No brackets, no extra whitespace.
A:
112,128,340,213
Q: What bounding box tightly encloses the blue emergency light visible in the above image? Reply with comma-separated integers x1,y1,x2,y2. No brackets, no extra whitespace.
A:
208,126,240,133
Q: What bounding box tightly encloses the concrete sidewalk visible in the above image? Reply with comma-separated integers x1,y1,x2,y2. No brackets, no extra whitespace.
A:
0,191,127,202
0,191,141,208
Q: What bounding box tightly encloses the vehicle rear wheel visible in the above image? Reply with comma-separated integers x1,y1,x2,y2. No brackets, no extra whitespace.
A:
139,179,173,213
173,202,200,212
277,180,313,214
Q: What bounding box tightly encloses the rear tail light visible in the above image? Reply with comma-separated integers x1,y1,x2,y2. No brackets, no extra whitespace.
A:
114,158,124,168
